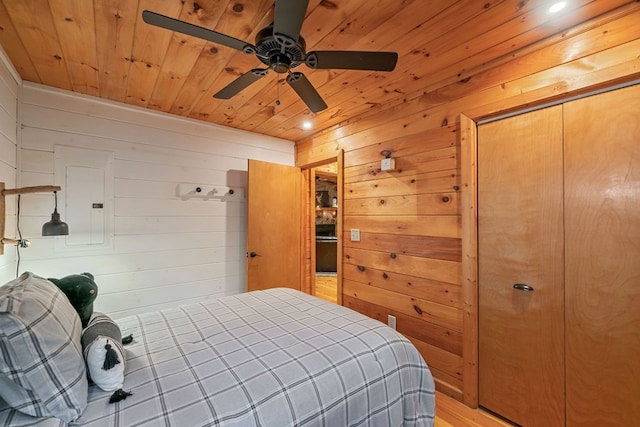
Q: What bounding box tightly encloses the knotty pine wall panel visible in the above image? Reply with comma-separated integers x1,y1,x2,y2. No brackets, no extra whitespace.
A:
296,6,640,401
341,124,462,396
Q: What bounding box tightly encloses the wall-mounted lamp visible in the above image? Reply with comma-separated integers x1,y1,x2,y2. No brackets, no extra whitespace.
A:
42,190,69,236
380,149,396,171
1,182,69,255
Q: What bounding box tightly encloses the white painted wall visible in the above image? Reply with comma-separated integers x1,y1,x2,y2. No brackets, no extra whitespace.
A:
0,47,19,284
11,82,294,318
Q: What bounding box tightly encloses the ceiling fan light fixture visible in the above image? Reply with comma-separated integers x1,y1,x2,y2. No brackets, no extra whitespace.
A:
270,54,293,73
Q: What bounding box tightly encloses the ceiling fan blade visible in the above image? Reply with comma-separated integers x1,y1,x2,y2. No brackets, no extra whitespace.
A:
273,0,309,47
214,69,269,99
286,72,328,113
306,51,398,71
142,10,255,54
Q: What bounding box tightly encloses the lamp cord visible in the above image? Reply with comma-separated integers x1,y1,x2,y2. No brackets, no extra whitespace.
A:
16,194,22,278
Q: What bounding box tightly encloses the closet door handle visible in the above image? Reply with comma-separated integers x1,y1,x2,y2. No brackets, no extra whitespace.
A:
513,283,534,292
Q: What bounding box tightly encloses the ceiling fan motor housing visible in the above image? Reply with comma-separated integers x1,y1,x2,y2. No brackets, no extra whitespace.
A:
255,25,306,73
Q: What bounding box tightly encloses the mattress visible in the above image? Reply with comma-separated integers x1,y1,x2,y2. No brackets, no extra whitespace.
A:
1,288,435,426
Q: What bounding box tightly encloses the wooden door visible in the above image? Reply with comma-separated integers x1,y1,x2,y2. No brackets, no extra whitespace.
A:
478,106,565,426
247,159,302,291
564,84,640,426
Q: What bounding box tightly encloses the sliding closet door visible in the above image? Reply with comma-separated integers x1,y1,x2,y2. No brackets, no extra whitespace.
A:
564,84,640,426
478,106,565,426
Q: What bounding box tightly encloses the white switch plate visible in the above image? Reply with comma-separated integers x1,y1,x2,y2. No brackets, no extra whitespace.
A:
387,315,397,330
350,228,361,241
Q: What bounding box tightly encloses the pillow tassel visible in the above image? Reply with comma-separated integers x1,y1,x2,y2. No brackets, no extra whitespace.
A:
122,334,134,345
102,340,120,370
109,389,133,404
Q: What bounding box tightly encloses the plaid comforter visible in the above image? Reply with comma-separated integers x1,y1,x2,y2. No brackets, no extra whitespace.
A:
2,288,435,426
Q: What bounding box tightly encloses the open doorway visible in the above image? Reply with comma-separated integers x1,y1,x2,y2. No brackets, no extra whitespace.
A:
312,163,338,304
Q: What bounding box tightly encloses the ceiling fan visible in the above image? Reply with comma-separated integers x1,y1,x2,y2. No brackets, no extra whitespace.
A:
142,0,398,113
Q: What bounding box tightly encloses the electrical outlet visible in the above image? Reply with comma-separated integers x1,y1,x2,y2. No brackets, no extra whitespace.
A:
387,315,396,330
350,228,361,241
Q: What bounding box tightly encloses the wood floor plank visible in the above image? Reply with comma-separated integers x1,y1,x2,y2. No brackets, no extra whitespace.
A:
435,392,515,427
314,275,337,304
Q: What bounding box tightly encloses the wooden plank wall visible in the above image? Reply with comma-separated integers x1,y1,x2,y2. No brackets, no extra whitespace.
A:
0,49,19,283
295,4,640,402
13,83,294,318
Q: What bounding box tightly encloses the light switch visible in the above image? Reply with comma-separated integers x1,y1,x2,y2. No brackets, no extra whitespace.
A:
350,228,361,241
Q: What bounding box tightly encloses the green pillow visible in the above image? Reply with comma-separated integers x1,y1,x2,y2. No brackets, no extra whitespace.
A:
48,272,98,328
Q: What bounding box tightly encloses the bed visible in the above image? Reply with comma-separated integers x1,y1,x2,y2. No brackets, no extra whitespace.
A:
1,274,435,426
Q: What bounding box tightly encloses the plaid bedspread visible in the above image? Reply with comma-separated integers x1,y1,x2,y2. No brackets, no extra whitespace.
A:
2,288,435,426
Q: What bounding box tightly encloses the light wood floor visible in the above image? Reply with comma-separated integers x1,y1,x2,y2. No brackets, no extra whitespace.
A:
314,275,338,304
435,392,514,426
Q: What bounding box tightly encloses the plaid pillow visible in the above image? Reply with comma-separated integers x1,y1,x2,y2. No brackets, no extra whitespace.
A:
0,272,88,422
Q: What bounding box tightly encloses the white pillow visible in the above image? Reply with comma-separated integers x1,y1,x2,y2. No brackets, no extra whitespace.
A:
81,313,125,392
0,272,88,422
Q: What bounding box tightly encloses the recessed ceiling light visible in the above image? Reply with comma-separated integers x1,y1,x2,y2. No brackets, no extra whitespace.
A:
302,121,313,130
548,1,567,13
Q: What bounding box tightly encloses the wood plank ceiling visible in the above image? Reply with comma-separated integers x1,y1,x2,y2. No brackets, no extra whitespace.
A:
0,0,634,142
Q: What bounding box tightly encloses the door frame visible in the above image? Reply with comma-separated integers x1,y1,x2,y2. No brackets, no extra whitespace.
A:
459,114,478,407
299,150,344,304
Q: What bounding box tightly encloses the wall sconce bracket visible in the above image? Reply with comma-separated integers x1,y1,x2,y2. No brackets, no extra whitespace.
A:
1,182,63,255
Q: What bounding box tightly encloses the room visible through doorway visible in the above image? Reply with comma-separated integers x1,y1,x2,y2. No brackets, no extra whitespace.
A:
313,163,338,304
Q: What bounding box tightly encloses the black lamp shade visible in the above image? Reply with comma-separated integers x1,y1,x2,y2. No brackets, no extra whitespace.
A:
42,209,69,236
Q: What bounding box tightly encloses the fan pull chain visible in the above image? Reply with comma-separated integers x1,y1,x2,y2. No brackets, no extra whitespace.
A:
275,76,281,108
